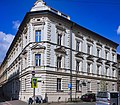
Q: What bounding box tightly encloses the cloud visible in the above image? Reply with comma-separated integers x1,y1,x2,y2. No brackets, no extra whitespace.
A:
0,31,14,63
117,25,120,35
12,20,20,30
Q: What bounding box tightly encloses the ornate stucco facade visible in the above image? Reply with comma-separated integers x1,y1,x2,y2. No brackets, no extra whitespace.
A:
0,0,119,102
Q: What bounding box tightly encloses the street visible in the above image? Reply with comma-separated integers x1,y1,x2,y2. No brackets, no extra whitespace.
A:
65,102,95,105
0,100,96,105
0,96,95,105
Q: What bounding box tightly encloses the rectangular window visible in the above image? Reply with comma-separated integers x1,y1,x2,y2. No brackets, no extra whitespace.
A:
112,84,115,91
105,67,108,76
35,30,41,42
105,51,109,60
57,56,62,68
112,53,115,62
87,82,91,91
97,83,100,91
76,61,79,72
35,54,41,66
57,78,61,91
57,34,62,45
97,65,100,75
87,44,92,54
76,80,80,92
87,63,91,73
97,49,100,57
76,41,80,52
112,69,116,77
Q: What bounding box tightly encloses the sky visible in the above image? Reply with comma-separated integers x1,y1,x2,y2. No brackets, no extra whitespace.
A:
0,0,120,63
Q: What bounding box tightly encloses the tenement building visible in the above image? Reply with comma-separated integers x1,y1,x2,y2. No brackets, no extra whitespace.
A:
0,0,119,102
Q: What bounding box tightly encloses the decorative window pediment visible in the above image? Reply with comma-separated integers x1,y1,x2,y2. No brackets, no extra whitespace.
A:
31,43,45,50
87,55,94,61
54,46,66,54
96,42,102,47
75,34,83,40
105,60,111,66
56,25,66,32
75,52,84,59
105,46,110,50
112,62,117,67
31,17,45,25
22,49,27,55
86,38,93,43
96,58,103,63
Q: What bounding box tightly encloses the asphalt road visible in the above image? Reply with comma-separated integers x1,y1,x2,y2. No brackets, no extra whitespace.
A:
0,100,96,105
65,102,95,105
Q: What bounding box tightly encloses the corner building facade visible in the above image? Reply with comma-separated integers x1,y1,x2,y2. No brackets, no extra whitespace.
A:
0,0,119,102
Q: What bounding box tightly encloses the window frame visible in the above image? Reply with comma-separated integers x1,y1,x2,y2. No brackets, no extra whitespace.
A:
35,54,41,66
35,30,41,42
57,34,62,45
57,78,62,92
57,56,62,69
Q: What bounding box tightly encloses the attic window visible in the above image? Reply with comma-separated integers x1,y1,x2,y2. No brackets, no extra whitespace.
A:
37,19,40,21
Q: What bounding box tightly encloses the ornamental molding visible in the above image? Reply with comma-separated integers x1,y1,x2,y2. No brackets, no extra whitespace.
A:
55,46,66,55
30,17,46,26
31,43,46,50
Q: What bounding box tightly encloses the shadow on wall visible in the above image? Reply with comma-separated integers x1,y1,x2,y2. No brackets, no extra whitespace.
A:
0,69,20,101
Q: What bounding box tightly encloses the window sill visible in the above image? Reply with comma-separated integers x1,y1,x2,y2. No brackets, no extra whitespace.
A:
76,91,82,93
57,90,64,92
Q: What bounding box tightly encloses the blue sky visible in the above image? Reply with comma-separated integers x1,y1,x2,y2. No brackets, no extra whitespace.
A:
0,0,120,62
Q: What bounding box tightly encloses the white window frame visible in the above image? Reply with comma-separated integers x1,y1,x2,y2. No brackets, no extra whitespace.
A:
35,54,41,66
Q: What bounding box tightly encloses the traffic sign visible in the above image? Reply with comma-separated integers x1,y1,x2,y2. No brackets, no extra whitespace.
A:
68,83,72,89
32,71,35,76
31,78,38,88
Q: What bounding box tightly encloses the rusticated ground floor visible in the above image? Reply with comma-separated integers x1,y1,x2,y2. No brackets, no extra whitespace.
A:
2,70,117,102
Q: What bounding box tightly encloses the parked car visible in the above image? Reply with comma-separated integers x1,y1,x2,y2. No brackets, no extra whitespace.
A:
96,91,120,105
81,93,96,102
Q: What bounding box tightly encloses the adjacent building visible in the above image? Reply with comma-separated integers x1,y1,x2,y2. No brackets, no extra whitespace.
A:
0,0,119,102
117,54,120,91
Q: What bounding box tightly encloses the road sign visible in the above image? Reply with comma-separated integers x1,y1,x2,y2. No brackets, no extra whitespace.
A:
32,71,35,76
68,83,72,89
31,78,38,88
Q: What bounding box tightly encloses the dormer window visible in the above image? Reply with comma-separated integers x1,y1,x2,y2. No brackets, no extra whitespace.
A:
35,30,41,42
57,34,62,46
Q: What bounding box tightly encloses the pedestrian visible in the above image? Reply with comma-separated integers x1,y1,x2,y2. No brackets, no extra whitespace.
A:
36,97,41,104
28,97,33,105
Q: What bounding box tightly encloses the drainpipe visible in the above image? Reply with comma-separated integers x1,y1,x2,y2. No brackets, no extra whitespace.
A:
70,22,75,102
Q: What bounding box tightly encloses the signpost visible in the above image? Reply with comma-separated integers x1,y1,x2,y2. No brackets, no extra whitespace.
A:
31,71,36,105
